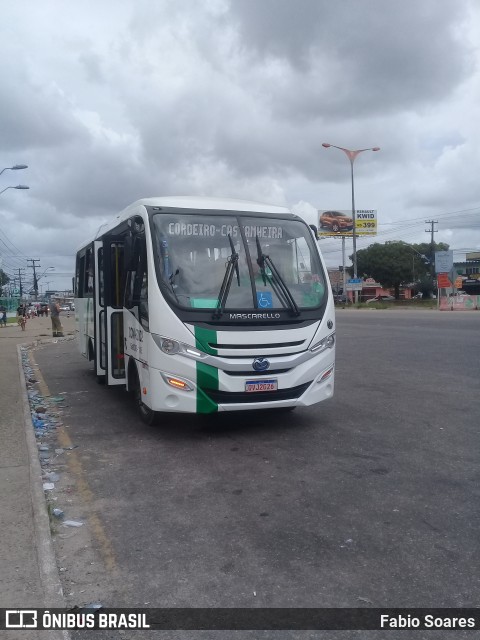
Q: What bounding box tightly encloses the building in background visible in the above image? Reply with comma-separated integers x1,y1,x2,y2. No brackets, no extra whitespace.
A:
455,252,480,294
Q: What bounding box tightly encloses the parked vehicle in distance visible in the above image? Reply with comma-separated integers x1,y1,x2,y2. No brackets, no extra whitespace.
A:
319,211,353,232
59,305,71,312
366,295,395,303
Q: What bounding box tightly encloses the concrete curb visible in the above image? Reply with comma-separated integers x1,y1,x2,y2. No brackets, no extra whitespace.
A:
17,341,70,640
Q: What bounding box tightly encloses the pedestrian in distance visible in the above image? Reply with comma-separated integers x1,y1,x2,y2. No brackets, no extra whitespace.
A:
0,305,7,328
16,304,27,331
16,304,25,323
50,300,64,337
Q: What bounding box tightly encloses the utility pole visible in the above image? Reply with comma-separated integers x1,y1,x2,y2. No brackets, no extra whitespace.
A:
16,268,26,299
27,259,41,301
425,220,438,276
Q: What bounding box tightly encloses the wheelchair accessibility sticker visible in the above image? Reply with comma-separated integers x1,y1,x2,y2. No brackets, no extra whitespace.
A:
256,291,273,308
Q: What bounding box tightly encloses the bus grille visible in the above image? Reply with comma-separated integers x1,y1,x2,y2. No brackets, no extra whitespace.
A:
223,368,292,377
208,340,305,350
204,382,311,404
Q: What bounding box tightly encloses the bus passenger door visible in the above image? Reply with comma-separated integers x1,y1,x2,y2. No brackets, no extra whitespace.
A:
94,241,106,378
104,238,127,386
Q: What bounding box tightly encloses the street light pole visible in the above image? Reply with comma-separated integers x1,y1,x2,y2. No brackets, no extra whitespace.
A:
0,164,28,176
407,245,430,263
322,143,380,302
0,185,30,195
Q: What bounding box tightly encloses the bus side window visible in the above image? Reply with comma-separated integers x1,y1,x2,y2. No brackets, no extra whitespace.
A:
76,254,85,297
138,271,148,330
98,248,104,307
85,247,94,296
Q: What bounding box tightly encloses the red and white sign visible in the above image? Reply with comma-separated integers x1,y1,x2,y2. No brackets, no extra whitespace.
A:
437,273,451,288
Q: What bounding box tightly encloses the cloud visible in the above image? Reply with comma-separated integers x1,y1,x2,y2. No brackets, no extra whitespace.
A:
228,0,473,118
0,0,479,289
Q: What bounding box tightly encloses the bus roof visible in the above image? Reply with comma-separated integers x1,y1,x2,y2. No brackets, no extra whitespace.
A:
128,196,291,215
78,197,294,249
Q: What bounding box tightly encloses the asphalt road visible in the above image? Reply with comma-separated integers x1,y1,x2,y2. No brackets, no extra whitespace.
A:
30,309,480,638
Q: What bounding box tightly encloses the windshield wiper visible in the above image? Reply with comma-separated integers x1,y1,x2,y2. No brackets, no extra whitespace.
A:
212,234,240,320
255,235,300,316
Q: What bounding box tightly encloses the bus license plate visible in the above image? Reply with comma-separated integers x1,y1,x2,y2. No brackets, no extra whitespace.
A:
245,380,278,393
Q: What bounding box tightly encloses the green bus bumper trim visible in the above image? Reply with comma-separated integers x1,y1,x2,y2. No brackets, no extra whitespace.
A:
194,326,219,413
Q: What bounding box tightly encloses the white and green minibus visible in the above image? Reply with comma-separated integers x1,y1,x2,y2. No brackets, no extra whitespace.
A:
75,197,335,423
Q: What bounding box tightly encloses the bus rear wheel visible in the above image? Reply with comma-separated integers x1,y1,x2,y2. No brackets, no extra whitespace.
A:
130,366,159,426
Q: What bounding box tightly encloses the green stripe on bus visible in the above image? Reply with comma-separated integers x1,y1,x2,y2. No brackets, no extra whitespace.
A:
194,326,219,413
194,326,218,355
196,362,219,414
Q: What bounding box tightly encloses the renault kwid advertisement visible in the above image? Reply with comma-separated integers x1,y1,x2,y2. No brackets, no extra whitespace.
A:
318,209,377,237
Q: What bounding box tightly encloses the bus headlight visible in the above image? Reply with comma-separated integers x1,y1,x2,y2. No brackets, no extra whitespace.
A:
310,332,335,354
159,338,180,354
152,334,205,359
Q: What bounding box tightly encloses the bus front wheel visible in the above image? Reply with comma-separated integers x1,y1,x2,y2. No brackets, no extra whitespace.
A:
130,365,159,426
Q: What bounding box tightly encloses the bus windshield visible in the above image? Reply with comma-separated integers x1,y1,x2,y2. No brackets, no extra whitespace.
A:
152,213,326,312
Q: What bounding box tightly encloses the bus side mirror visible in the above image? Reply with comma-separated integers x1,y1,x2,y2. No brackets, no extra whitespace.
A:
309,225,319,239
125,215,145,271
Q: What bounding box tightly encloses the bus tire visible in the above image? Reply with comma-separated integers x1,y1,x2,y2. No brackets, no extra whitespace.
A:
130,364,159,426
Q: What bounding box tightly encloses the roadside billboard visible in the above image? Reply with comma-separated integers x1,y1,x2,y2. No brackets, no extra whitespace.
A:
434,250,453,274
318,210,377,238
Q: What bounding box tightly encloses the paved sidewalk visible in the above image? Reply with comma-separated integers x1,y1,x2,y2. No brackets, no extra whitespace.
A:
0,315,74,638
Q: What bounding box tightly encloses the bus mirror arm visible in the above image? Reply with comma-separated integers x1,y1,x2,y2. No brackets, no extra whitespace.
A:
124,235,135,271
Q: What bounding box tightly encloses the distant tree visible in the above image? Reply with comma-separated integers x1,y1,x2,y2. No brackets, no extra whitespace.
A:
412,241,449,267
350,241,449,298
417,275,436,299
0,269,10,296
410,241,449,296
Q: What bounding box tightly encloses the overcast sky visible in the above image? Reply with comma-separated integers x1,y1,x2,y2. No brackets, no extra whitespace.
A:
1,0,479,293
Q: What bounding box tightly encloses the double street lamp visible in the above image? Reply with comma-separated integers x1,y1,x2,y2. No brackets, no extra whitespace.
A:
1,164,29,196
322,143,380,302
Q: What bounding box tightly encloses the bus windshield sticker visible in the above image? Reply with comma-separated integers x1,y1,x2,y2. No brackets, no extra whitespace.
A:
190,298,219,309
256,291,273,308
